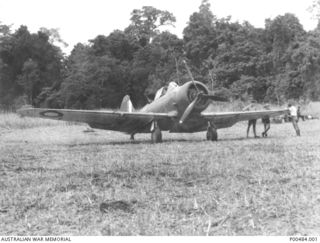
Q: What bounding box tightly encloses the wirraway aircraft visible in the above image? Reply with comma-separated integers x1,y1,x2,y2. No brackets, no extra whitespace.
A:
17,80,289,143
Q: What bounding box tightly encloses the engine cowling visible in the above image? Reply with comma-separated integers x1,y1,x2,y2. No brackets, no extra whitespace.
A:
173,81,211,114
186,81,210,111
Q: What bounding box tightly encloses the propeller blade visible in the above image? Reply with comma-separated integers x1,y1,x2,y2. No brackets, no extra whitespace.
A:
179,96,199,124
183,60,200,94
201,93,229,102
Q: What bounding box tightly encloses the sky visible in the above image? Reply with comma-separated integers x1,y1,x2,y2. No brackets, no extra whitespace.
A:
0,0,318,54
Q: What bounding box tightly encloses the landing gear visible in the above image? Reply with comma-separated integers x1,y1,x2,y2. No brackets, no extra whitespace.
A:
151,122,162,143
130,134,135,140
206,122,218,141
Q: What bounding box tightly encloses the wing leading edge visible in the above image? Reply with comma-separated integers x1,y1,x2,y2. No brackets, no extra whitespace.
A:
17,107,177,134
201,109,289,129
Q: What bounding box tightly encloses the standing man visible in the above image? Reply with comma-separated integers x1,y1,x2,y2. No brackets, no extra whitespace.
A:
262,104,271,137
243,103,258,138
262,116,270,137
288,104,301,136
297,106,305,121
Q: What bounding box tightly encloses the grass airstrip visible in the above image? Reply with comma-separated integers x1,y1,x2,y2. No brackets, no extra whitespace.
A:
0,112,319,235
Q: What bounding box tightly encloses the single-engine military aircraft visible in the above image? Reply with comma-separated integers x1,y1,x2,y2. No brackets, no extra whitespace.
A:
17,80,289,143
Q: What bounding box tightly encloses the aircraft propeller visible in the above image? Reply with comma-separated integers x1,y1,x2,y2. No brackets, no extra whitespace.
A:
179,94,199,124
200,93,229,102
179,92,228,124
180,60,228,124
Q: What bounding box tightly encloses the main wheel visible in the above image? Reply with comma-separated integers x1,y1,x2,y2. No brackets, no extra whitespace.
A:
206,127,218,141
151,126,162,143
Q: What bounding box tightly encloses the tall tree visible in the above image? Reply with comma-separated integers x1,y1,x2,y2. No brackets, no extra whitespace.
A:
125,6,176,46
90,30,139,59
265,13,305,71
0,25,65,108
183,0,218,70
16,59,40,104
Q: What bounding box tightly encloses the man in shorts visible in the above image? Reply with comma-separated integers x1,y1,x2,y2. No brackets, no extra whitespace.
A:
297,106,305,121
243,103,259,138
261,104,270,137
261,116,270,137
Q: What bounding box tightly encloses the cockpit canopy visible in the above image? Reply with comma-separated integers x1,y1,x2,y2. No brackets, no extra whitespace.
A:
154,82,179,100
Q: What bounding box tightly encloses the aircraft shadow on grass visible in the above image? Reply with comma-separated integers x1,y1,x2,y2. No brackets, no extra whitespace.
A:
65,136,271,147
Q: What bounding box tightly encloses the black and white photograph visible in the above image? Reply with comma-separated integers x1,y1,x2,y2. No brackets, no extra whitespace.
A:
0,0,319,239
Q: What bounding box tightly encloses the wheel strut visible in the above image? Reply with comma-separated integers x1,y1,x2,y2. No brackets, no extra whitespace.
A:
151,121,162,143
206,121,218,141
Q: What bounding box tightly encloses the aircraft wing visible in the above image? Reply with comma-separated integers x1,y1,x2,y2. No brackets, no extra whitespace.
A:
17,107,177,134
201,109,289,129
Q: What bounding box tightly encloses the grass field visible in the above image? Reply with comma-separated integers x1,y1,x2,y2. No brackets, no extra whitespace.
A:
0,113,319,235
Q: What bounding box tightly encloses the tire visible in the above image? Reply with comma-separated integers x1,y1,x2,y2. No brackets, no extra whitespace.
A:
151,126,162,143
206,127,218,141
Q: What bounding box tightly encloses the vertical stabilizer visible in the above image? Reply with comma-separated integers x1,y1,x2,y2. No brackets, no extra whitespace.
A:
120,95,134,112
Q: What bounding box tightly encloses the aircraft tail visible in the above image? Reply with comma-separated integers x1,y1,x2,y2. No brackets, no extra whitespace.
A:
120,95,135,112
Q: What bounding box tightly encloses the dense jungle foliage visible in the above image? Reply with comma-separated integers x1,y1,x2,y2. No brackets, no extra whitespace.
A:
1,0,320,110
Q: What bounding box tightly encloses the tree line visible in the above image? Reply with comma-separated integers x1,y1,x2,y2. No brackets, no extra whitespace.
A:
1,0,320,110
